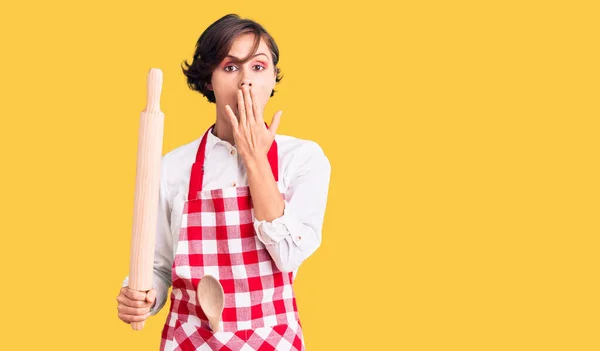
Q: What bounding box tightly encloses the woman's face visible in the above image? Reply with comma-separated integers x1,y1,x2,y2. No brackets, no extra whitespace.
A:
209,33,277,121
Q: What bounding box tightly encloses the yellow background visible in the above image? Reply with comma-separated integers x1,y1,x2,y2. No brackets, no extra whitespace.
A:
1,0,598,350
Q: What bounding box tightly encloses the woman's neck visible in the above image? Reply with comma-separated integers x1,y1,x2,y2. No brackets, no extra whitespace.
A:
212,110,235,145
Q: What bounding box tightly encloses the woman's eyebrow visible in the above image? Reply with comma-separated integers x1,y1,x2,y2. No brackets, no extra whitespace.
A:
226,53,269,61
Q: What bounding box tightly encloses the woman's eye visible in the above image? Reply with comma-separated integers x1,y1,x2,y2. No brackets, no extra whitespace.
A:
224,64,264,72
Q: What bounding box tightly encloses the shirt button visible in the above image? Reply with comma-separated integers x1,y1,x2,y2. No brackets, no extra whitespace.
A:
230,149,236,155
297,236,302,241
231,182,236,187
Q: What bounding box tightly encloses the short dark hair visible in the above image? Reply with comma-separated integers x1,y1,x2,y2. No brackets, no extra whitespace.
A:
181,14,283,104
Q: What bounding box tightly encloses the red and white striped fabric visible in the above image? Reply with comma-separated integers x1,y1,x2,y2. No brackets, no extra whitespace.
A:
160,125,305,351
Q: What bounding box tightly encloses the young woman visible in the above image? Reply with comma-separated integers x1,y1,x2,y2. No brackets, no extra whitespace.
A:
117,13,331,350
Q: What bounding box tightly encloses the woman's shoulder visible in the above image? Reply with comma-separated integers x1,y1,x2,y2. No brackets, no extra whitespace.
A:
163,137,201,162
275,133,330,172
160,137,201,181
275,134,326,155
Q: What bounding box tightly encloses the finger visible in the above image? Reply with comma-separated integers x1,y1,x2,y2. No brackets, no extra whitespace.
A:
243,85,254,125
122,287,146,301
118,311,149,324
120,312,150,323
146,288,157,304
269,110,283,136
118,304,151,316
250,87,264,125
237,89,246,126
117,294,151,309
225,105,239,132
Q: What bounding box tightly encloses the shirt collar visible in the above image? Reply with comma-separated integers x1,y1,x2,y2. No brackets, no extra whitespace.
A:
204,125,233,156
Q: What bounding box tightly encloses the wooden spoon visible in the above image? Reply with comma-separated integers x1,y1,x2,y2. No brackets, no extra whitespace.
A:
197,275,225,332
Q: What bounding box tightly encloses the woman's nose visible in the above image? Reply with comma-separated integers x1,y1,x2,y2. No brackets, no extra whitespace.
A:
239,80,252,88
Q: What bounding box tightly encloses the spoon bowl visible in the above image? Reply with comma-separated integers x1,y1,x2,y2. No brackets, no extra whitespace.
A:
197,275,225,332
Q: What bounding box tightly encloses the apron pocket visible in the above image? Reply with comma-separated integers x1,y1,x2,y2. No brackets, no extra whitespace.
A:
172,319,246,350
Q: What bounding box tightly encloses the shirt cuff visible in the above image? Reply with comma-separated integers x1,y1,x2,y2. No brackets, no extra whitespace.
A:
253,200,307,248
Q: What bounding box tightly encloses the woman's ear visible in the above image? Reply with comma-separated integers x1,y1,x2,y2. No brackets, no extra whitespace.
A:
206,83,213,91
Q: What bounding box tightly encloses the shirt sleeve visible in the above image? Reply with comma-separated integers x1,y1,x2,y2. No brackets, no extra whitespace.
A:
122,156,173,315
253,142,331,273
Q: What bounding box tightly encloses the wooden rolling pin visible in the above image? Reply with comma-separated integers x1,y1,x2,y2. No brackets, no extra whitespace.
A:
128,68,165,331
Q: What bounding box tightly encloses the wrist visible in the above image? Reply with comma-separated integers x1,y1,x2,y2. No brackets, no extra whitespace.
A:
244,154,269,174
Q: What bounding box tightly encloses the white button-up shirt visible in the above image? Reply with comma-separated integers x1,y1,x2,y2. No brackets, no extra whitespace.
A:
122,129,331,314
